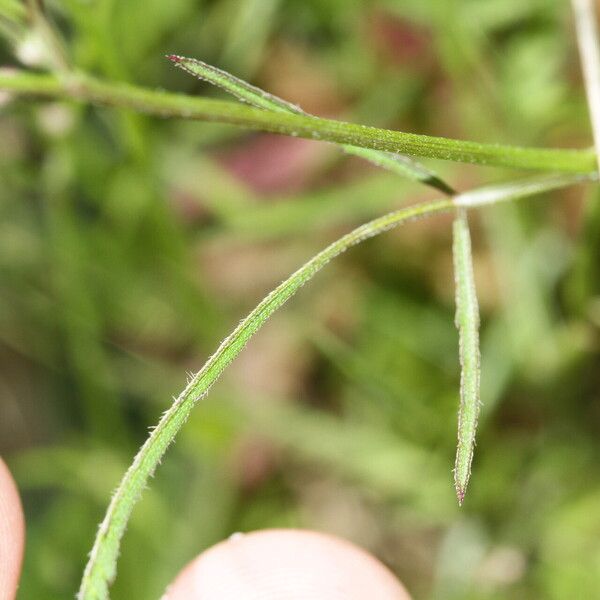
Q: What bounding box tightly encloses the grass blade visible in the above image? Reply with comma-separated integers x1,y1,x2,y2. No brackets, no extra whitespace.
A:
168,55,455,194
452,209,481,505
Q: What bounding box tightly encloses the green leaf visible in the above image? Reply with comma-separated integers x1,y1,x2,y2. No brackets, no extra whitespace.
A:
452,209,481,505
168,55,455,193
77,197,452,600
168,54,304,114
77,169,595,599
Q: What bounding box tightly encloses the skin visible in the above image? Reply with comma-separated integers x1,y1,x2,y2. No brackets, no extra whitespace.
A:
0,458,411,600
0,460,24,600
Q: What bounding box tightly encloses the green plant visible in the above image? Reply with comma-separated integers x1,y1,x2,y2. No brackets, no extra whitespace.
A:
1,1,599,599
78,171,597,599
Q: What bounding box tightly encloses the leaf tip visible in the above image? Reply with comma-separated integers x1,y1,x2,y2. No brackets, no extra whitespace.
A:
166,54,184,64
455,484,466,507
428,175,457,196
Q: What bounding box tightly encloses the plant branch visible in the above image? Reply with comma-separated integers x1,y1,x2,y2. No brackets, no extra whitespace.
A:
0,70,596,173
77,171,595,599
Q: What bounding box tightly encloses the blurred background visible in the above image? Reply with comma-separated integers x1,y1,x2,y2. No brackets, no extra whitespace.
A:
1,0,600,598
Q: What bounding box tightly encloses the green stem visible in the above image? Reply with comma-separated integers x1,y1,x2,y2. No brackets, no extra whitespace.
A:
77,197,452,600
572,0,600,172
452,209,481,505
77,170,596,599
0,70,596,173
168,54,454,194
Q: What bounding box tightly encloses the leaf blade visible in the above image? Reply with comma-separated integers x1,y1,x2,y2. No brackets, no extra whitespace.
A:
78,170,594,598
167,54,304,114
168,55,455,194
452,209,481,505
77,197,453,600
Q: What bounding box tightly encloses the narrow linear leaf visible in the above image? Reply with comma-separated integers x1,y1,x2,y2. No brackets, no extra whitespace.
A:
343,145,455,195
168,55,454,194
77,197,453,600
77,171,593,598
167,54,304,114
452,209,481,506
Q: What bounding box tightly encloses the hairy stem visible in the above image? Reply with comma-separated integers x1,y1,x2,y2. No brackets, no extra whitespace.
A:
77,198,452,600
0,70,596,173
77,171,595,599
168,55,454,194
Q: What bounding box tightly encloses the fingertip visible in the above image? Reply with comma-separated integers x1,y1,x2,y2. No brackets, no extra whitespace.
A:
165,529,411,600
0,458,25,600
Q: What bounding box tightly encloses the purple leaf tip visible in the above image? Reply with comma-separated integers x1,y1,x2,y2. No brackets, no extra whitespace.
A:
166,55,183,63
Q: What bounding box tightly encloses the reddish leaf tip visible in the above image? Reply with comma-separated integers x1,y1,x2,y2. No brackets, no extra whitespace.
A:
456,487,465,507
166,54,183,63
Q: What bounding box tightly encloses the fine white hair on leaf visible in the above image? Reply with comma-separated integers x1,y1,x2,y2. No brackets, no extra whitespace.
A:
167,54,454,195
452,209,481,506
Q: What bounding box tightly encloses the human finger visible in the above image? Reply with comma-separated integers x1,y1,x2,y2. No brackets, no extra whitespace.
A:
164,528,411,600
0,458,25,600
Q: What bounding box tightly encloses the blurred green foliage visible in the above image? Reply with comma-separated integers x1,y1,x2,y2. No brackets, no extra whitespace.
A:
1,0,599,598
